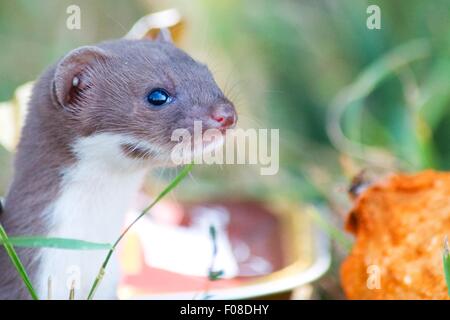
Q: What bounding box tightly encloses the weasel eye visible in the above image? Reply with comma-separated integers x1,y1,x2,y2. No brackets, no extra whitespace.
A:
147,88,172,107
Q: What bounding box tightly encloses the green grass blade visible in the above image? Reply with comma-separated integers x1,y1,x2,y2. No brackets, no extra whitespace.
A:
87,163,194,300
1,237,112,250
345,40,430,103
444,236,450,297
0,224,39,300
327,39,431,168
307,206,353,252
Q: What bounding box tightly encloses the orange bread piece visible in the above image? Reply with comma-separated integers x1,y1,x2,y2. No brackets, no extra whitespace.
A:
341,171,450,299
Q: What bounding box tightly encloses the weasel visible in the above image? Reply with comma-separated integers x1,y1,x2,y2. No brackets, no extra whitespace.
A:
0,35,236,300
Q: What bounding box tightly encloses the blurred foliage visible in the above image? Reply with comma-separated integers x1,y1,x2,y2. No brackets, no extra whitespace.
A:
182,0,450,204
0,0,147,101
0,144,11,195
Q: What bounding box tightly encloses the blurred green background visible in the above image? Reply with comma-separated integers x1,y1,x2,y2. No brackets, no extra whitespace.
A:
1,0,450,298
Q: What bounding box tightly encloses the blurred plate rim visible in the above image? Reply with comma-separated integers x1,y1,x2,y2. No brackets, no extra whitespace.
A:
119,226,330,300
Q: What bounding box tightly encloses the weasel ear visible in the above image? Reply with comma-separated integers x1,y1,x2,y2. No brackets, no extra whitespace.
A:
53,46,109,108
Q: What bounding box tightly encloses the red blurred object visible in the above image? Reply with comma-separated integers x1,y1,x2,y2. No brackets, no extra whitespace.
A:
118,197,330,299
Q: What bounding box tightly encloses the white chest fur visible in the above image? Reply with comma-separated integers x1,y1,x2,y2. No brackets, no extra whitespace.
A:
36,134,148,300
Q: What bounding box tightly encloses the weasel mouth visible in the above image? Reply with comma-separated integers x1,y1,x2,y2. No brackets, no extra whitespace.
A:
121,143,157,160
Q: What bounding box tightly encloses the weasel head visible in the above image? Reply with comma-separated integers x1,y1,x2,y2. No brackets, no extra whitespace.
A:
51,37,237,167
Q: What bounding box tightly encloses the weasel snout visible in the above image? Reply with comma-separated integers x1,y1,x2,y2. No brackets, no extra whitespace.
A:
208,102,237,132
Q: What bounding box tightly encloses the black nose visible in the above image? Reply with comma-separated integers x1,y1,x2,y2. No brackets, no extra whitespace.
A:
210,103,237,129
